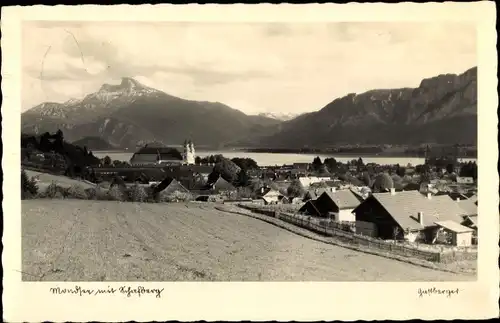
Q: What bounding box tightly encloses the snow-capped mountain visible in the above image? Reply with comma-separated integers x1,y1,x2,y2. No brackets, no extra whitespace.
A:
21,77,281,148
257,112,300,121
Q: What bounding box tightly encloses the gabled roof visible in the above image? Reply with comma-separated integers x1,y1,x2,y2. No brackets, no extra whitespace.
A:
455,199,478,216
320,190,361,210
467,194,478,204
207,176,236,192
434,220,474,233
305,188,327,200
365,191,467,231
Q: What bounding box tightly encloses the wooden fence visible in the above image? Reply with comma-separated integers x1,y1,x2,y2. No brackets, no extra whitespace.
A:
238,204,477,263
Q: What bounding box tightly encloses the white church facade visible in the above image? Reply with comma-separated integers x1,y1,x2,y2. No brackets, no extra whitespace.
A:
183,140,196,165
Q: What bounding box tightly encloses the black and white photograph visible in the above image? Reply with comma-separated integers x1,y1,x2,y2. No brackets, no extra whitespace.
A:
2,2,498,322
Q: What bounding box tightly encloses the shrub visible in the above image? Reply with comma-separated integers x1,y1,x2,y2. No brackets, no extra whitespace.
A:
66,184,88,199
40,181,67,199
85,187,98,200
126,184,150,202
236,187,253,199
107,185,126,201
159,190,193,203
21,169,38,199
85,185,110,200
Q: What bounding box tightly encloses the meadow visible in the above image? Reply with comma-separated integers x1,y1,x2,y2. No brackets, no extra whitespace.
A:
22,199,475,281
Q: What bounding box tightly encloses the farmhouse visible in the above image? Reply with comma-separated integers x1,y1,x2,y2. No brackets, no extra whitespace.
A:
434,220,475,247
255,186,286,205
206,175,237,195
303,188,327,202
299,188,362,221
152,177,191,196
352,189,473,242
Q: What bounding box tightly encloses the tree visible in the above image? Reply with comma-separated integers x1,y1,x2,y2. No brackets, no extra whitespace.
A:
208,155,215,164
324,157,338,172
213,157,241,183
362,172,372,187
237,169,250,187
231,157,258,171
446,163,454,174
195,156,202,165
372,173,394,192
103,155,112,166
357,157,364,167
287,179,305,198
396,165,406,177
312,156,323,172
459,161,477,180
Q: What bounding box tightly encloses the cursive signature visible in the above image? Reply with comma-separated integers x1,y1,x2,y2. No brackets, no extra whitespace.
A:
49,285,165,298
417,287,460,298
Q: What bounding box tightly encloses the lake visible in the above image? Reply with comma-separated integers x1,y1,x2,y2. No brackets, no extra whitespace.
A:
93,150,477,167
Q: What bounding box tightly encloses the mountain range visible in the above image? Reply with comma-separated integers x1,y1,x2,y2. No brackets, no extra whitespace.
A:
237,66,478,147
22,78,280,149
22,67,477,149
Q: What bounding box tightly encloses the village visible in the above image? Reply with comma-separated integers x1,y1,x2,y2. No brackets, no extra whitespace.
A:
21,131,479,264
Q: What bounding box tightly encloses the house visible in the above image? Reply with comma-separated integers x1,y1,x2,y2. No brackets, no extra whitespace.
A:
350,186,372,200
299,188,362,221
434,220,474,247
303,188,327,202
467,194,478,206
298,176,329,189
352,189,474,242
455,198,478,218
205,175,237,196
152,177,191,196
185,165,213,180
445,192,470,201
255,186,286,205
456,176,474,184
130,145,184,166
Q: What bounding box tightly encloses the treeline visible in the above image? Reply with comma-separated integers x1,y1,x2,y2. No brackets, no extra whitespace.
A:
22,130,101,177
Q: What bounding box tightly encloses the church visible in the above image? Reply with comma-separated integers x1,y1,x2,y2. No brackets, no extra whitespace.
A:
129,140,196,166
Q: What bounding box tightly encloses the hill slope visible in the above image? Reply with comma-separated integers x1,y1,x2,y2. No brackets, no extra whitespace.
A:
72,136,115,150
22,78,281,149
239,67,477,148
22,200,473,281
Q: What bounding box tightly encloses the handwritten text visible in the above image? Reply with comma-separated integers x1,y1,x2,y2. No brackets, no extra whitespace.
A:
49,285,165,298
417,287,460,298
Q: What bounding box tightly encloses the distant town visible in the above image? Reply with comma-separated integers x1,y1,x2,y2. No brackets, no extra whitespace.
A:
22,130,478,259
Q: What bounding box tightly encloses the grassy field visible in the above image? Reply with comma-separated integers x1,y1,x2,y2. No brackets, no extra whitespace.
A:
24,170,97,190
22,199,475,281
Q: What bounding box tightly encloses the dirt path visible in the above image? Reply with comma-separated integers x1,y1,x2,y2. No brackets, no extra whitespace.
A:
22,200,475,281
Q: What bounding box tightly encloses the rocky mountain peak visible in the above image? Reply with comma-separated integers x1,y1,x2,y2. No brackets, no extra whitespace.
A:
98,77,149,93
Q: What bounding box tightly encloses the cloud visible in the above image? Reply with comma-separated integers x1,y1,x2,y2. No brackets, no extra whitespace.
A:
22,21,477,114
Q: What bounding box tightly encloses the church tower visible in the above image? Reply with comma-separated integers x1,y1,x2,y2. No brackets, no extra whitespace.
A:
183,139,195,165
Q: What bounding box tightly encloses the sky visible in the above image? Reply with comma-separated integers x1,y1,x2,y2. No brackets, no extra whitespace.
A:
22,21,477,114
